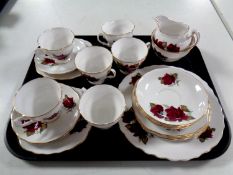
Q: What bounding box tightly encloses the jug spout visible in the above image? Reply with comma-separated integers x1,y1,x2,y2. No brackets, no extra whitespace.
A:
154,16,189,36
154,15,169,27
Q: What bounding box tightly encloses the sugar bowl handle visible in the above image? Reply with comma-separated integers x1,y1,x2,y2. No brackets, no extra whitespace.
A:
107,69,116,79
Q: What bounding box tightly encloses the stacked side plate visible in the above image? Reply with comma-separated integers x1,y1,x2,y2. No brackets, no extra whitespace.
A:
131,67,210,141
118,65,225,160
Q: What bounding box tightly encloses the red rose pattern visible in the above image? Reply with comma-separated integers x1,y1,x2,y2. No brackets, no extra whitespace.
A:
63,95,76,109
41,58,55,65
159,73,178,86
150,103,164,118
54,54,68,60
129,73,142,85
198,126,215,142
153,38,180,52
23,121,47,136
150,103,194,122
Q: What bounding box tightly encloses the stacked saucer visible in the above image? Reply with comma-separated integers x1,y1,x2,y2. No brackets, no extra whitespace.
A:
34,28,92,80
11,78,91,154
131,67,211,141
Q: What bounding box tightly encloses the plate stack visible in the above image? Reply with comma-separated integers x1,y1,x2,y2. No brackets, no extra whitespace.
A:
131,67,211,141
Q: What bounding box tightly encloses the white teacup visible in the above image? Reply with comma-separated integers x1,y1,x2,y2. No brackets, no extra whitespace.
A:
75,46,116,85
35,27,75,64
13,78,62,127
97,19,135,47
79,85,126,129
111,37,150,74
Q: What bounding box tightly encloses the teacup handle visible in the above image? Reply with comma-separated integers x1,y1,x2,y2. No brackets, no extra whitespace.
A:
146,42,151,50
97,33,111,47
106,69,116,79
35,48,56,64
13,115,38,127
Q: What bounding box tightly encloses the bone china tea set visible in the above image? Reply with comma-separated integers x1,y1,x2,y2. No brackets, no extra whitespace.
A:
9,16,226,160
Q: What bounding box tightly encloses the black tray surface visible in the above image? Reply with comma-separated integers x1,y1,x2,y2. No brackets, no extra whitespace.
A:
4,36,231,161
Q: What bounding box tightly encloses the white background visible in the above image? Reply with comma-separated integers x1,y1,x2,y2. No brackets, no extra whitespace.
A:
0,0,233,174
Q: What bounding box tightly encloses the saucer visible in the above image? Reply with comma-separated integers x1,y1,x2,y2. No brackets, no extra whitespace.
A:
134,67,209,129
11,83,81,144
36,67,81,80
133,99,211,141
118,65,225,161
35,39,92,75
18,117,91,155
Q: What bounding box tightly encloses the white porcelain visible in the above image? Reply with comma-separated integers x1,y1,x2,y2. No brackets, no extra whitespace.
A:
11,84,80,143
133,100,211,141
135,67,209,129
97,19,134,47
79,85,126,129
151,29,199,62
35,27,75,64
153,16,199,51
13,78,62,127
18,120,91,154
35,39,92,75
36,67,81,80
111,37,150,74
118,65,225,161
75,46,116,85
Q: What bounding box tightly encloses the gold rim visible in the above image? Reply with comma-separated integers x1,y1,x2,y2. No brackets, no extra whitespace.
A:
11,107,80,144
111,38,149,64
75,46,113,75
132,72,210,130
37,27,75,51
102,20,135,36
17,125,92,155
79,86,126,127
35,66,81,80
11,86,81,144
113,56,146,66
13,78,63,118
132,93,211,141
151,29,196,52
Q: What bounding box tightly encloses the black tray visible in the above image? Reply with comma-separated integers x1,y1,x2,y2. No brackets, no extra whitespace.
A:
4,36,231,161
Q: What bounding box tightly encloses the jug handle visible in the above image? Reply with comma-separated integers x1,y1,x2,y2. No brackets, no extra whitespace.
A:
185,30,200,50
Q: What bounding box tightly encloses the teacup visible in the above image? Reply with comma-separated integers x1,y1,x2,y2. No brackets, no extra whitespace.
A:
75,46,116,85
111,37,150,74
35,27,75,64
79,85,126,129
97,19,135,47
13,78,62,127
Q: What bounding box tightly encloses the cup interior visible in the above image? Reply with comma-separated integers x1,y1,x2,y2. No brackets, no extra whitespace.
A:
75,46,113,73
38,27,74,50
79,85,125,125
102,20,134,35
14,78,61,117
111,38,148,62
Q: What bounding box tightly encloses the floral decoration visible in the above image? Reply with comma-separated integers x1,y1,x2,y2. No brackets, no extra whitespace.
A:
116,62,139,74
69,116,88,134
41,58,56,65
122,108,153,144
23,121,47,137
63,95,76,110
54,54,68,60
150,103,194,122
153,38,180,52
198,126,215,142
158,73,179,85
129,73,142,85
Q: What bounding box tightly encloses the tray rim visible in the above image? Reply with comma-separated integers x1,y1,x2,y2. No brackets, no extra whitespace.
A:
4,35,231,161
